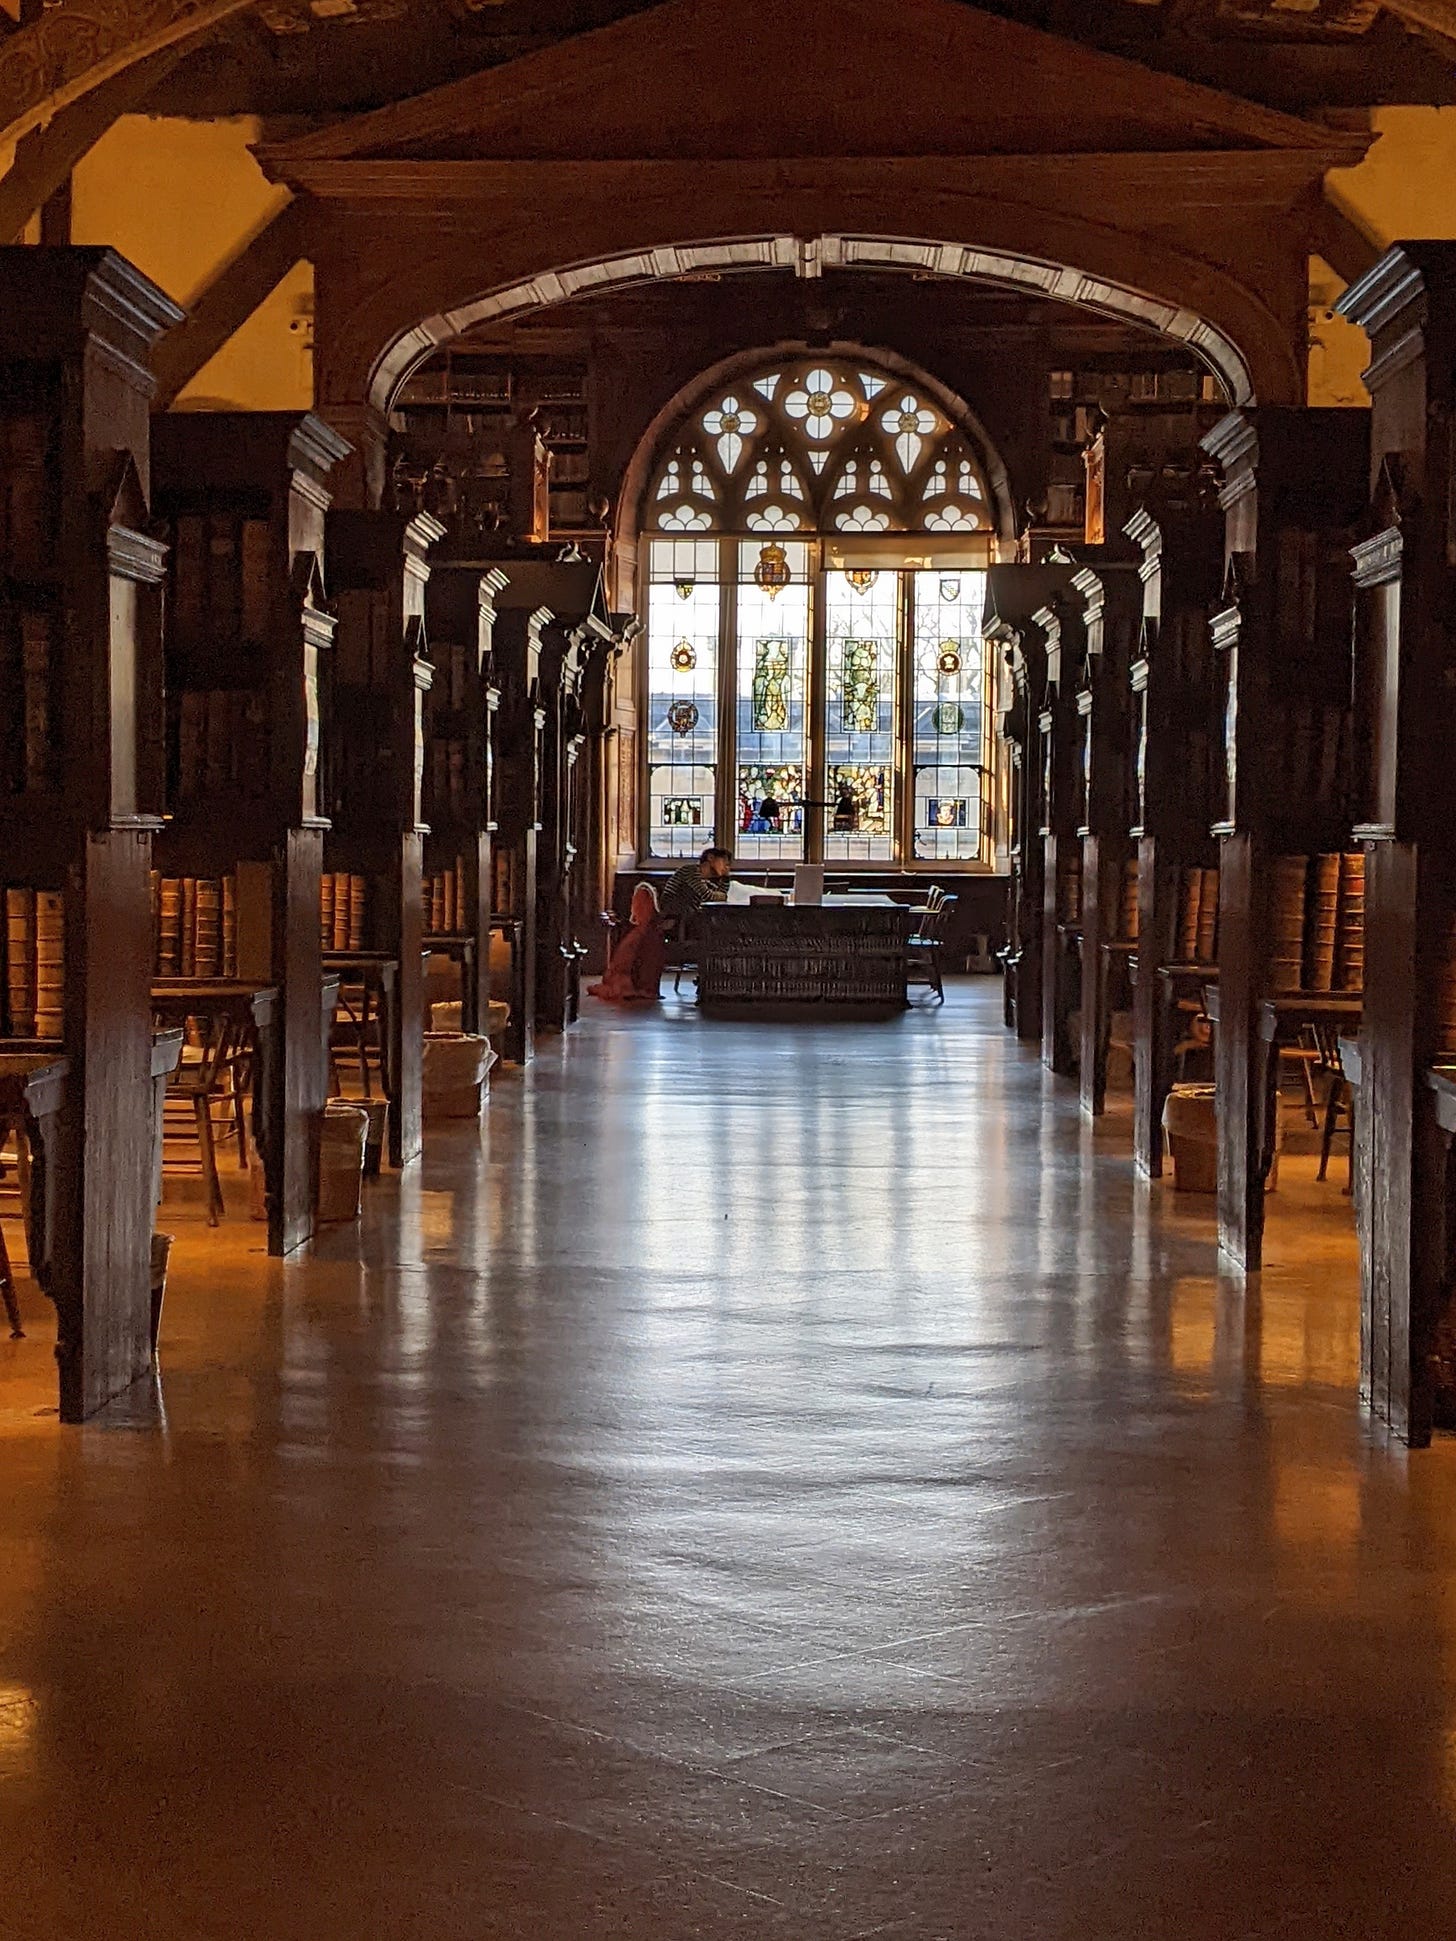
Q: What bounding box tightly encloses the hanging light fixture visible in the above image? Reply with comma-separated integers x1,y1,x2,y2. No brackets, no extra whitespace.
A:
753,541,791,600
846,568,878,595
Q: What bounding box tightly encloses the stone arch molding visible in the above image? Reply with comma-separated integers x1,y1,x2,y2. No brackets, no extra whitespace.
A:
368,234,1257,421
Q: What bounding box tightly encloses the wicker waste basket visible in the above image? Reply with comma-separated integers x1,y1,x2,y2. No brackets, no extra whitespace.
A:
1162,1083,1217,1194
317,1101,369,1222
423,1032,495,1121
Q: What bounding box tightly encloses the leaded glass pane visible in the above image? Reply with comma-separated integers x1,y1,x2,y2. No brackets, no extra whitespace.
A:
646,555,720,858
911,570,986,860
736,541,808,860
824,571,896,862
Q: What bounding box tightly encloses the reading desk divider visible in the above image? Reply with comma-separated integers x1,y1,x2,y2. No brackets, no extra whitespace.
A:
325,507,445,1168
1123,483,1226,1178
421,564,508,1039
1032,588,1085,1080
152,412,352,1255
0,247,182,1419
1066,556,1142,1120
1337,243,1456,1444
983,563,1077,1050
1200,406,1369,1273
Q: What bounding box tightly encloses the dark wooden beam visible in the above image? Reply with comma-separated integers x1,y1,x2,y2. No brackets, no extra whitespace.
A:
1313,195,1383,289
0,46,180,244
151,199,308,410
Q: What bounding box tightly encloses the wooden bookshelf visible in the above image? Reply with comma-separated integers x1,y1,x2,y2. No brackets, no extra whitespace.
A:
1032,590,1084,1078
325,508,444,1166
984,564,1077,1048
1201,406,1368,1272
1068,560,1142,1119
0,247,182,1420
422,565,507,1035
152,412,350,1256
1123,487,1226,1176
1337,244,1456,1444
391,353,598,549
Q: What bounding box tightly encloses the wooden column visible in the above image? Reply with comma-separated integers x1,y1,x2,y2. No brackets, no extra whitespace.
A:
1200,408,1367,1269
1033,595,1084,1077
1069,561,1141,1118
1336,243,1456,1443
326,510,444,1167
152,412,350,1256
983,565,1073,1047
0,248,182,1419
423,565,509,1037
1124,491,1225,1176
490,591,549,1065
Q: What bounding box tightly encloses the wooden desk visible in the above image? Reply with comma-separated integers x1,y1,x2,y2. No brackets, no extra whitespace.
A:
152,981,280,1213
696,904,913,1017
489,916,527,1063
425,932,478,1034
1254,994,1362,1184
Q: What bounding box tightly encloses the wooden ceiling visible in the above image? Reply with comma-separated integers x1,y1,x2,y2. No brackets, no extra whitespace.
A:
153,0,1456,120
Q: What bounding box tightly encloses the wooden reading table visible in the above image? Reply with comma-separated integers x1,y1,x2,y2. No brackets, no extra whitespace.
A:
424,932,478,1033
695,899,914,1018
1205,986,1362,1186
151,981,280,1209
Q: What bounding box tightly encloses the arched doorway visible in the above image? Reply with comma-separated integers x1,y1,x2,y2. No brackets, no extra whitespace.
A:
634,349,1002,869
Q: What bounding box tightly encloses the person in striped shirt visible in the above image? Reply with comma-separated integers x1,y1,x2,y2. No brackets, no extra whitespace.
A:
661,847,732,924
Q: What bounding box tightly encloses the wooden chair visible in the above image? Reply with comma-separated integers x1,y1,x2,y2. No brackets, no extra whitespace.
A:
163,1011,251,1226
1278,1023,1324,1130
907,888,952,1003
1316,1031,1354,1193
0,1127,29,1337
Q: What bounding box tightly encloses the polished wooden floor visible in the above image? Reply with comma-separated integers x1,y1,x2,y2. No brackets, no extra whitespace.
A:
0,982,1453,1938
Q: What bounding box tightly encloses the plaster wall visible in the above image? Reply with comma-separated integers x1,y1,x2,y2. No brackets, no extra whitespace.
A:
1311,106,1456,407
69,114,312,411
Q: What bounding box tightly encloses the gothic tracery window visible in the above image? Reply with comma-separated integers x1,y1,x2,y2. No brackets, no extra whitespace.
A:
643,356,994,863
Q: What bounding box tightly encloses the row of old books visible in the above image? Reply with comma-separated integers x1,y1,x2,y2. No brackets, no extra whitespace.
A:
1056,849,1083,926
170,513,272,650
427,641,472,714
1178,867,1220,965
175,689,270,800
427,739,470,820
321,872,368,953
1281,701,1349,821
10,608,57,793
0,410,56,583
1120,859,1139,943
1436,917,1456,1061
152,874,239,978
4,887,64,1039
1269,852,1364,996
424,859,468,935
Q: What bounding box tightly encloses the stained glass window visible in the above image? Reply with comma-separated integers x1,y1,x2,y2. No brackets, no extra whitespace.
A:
646,538,720,858
641,358,998,865
825,571,896,861
737,541,809,860
911,571,986,861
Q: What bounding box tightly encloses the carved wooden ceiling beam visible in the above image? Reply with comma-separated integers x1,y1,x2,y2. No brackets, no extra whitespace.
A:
0,0,252,149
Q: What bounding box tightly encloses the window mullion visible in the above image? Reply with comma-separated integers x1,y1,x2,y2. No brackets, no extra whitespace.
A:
899,571,915,866
807,542,827,865
717,536,737,852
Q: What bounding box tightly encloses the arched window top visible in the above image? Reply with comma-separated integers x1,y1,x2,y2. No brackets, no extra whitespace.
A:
647,356,991,536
